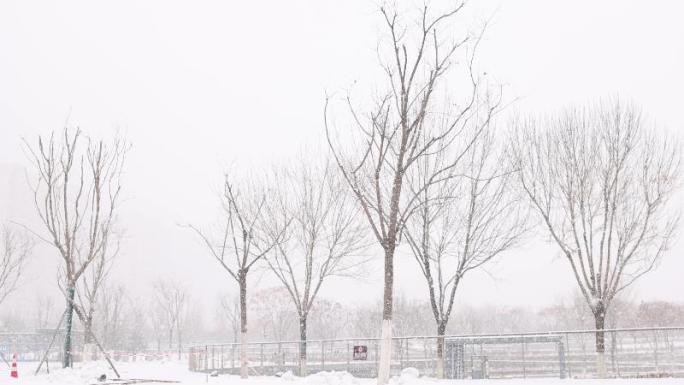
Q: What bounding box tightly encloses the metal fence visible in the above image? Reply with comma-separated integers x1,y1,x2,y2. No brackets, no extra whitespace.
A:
189,327,684,379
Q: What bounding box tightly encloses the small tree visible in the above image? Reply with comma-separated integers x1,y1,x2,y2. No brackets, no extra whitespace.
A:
97,284,126,350
153,279,189,359
34,295,55,330
189,173,287,378
75,233,120,346
510,100,681,377
24,128,128,368
264,156,367,375
404,127,527,377
217,294,240,343
0,225,31,305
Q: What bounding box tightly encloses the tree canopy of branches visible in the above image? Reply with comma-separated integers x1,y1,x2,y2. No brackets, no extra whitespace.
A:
264,156,368,375
404,126,527,377
24,127,128,368
510,100,681,377
324,3,502,382
189,173,287,378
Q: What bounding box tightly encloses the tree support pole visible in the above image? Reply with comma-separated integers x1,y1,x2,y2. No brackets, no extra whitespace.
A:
35,309,68,375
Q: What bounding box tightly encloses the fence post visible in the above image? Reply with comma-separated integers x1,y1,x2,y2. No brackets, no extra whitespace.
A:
522,340,526,379
375,339,379,378
423,337,428,375
188,347,194,371
558,340,566,379
346,341,350,373
398,339,403,370
653,329,659,375
406,338,410,371
565,333,572,378
278,342,283,373
321,340,325,371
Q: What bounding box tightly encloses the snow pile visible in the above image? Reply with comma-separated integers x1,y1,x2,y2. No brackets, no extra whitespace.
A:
280,370,296,381
34,361,112,385
19,361,684,385
305,371,359,385
389,367,423,385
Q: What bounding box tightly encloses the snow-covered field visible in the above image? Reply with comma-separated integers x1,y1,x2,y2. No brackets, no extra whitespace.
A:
8,361,684,385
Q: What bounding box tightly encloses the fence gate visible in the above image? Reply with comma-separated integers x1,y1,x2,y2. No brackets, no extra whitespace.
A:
445,335,566,379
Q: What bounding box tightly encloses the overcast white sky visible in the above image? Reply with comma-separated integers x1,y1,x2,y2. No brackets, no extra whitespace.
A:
1,0,683,315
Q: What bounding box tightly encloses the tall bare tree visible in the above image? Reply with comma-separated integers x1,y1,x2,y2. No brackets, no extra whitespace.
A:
24,128,128,368
153,279,189,359
264,156,367,375
0,225,32,305
404,127,527,378
324,4,500,382
510,100,681,377
189,174,287,378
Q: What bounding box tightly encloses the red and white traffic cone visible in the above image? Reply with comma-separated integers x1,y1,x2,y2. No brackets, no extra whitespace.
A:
10,353,18,378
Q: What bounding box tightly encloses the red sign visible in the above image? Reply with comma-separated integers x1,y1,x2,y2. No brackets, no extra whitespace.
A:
353,345,367,360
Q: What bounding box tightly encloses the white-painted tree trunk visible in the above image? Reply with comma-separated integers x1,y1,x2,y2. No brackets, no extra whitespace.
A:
240,331,248,379
596,351,607,378
436,357,445,379
300,357,307,377
377,319,392,385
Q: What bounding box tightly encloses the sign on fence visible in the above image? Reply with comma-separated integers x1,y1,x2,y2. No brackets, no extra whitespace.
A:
353,345,367,360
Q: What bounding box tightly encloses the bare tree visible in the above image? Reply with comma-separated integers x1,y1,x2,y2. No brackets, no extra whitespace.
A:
307,299,350,340
153,279,189,359
0,225,31,306
75,231,120,347
403,127,527,377
324,4,501,382
189,174,287,378
150,298,169,353
263,156,368,375
217,294,240,343
23,128,128,368
34,295,56,330
510,100,681,377
250,287,299,342
97,283,126,350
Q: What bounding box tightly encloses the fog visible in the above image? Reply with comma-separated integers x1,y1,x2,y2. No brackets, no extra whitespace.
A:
1,0,683,333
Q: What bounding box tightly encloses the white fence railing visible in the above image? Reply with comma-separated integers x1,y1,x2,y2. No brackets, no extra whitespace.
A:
188,327,684,379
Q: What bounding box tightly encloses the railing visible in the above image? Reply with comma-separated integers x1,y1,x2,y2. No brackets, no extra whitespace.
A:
188,327,684,379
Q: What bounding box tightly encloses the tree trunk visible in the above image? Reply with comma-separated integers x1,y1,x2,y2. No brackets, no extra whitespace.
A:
83,314,96,361
299,315,308,376
377,246,395,385
239,270,248,379
594,308,607,378
83,315,93,344
63,284,76,368
436,321,447,379
177,320,182,360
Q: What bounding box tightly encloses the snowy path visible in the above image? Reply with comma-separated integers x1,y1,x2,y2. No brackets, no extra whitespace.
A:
11,361,684,385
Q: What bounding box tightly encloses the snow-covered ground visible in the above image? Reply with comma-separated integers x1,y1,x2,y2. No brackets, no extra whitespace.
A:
11,361,684,385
